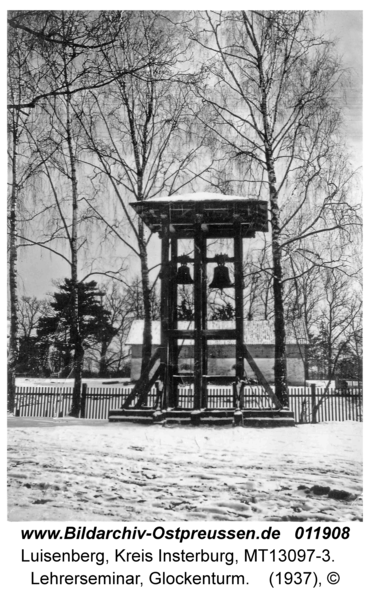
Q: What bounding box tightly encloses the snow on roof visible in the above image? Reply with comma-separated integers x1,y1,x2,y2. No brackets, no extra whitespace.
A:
126,320,308,346
151,192,252,202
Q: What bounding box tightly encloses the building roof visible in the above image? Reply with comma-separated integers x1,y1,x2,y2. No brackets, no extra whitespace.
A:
126,320,308,346
150,192,252,202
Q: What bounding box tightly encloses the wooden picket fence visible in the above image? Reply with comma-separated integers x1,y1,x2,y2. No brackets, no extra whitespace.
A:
14,384,362,423
83,387,157,420
15,385,134,420
283,386,362,423
15,386,74,418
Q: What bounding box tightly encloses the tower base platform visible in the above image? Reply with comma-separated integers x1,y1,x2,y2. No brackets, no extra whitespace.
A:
108,408,295,427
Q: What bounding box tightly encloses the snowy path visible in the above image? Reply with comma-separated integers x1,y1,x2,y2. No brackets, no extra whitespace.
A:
8,420,362,522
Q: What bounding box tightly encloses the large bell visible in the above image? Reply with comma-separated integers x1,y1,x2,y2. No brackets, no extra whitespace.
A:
209,265,233,290
176,264,194,285
209,253,234,290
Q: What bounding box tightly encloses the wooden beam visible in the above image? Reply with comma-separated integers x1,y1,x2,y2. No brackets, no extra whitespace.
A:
206,256,235,263
168,238,178,408
167,329,237,339
193,222,203,411
136,363,164,408
242,344,283,410
201,232,208,409
203,329,237,339
122,348,162,408
234,223,244,380
168,329,195,339
174,255,194,263
160,217,170,409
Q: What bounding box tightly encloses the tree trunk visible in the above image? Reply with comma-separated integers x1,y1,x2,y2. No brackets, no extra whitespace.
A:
66,94,82,416
138,220,152,378
257,47,289,408
8,127,19,412
99,339,108,377
266,150,289,407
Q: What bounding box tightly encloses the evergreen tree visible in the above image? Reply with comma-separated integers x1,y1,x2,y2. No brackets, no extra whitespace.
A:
37,279,117,379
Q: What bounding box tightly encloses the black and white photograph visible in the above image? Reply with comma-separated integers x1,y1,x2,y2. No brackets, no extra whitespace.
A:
7,8,362,527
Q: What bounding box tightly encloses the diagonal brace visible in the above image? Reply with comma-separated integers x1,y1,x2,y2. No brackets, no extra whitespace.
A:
122,347,162,408
243,344,283,409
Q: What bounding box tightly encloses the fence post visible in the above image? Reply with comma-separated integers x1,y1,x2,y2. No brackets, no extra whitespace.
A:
232,382,237,408
81,384,87,419
311,384,317,424
357,390,363,422
14,387,20,417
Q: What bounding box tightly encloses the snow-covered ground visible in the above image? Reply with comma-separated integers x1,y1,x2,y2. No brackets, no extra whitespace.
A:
8,419,362,522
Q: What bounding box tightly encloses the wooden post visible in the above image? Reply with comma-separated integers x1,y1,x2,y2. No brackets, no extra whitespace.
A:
15,387,20,417
193,220,204,411
168,237,178,408
232,381,237,408
81,383,87,419
311,383,317,424
234,223,244,381
160,216,170,409
201,231,208,409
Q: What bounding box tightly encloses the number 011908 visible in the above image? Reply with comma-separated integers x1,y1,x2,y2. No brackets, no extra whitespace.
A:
295,526,350,540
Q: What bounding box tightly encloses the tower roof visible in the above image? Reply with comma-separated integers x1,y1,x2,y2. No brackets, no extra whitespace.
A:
131,192,268,238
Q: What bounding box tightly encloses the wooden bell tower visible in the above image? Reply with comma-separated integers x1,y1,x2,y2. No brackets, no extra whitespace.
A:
128,192,270,411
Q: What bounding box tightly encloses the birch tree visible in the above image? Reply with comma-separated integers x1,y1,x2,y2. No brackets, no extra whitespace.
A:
7,21,47,410
78,12,210,388
7,10,168,412
187,10,360,405
8,11,107,414
7,11,141,110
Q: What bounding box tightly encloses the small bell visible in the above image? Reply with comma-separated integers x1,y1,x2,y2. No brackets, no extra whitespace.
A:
209,253,233,290
175,255,194,285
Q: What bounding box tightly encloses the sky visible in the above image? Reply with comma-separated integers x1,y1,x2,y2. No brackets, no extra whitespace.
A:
13,10,363,300
320,11,362,166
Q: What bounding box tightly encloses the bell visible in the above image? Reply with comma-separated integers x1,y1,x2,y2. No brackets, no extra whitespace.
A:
209,265,233,290
176,264,194,285
209,253,233,290
175,254,194,285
